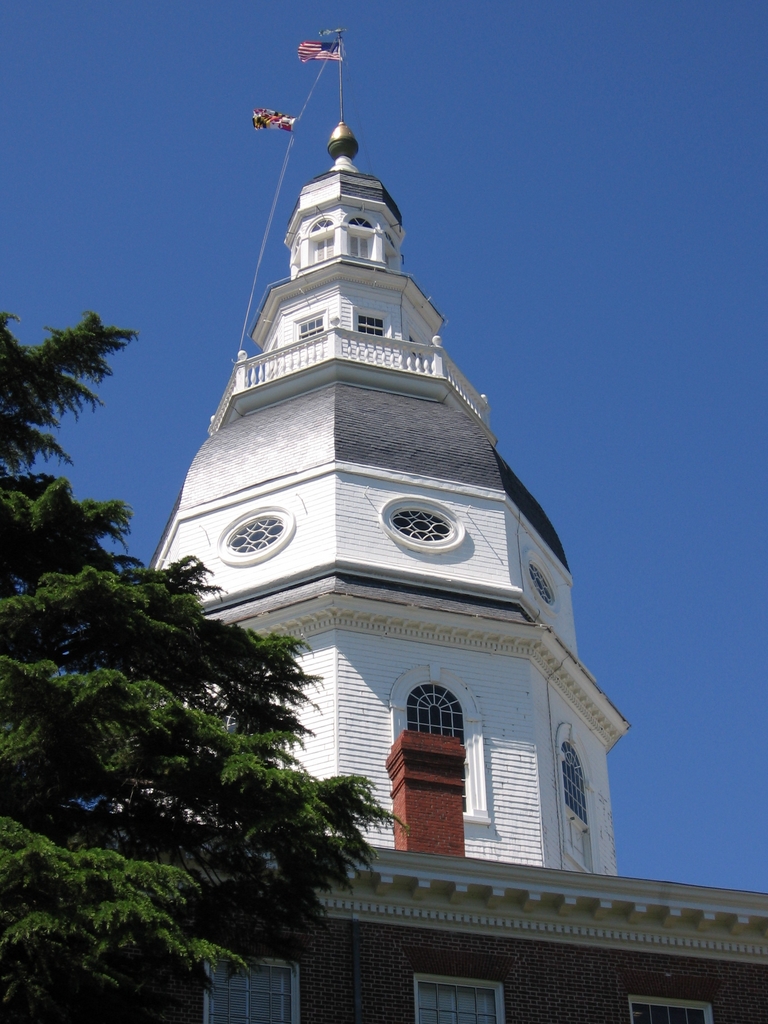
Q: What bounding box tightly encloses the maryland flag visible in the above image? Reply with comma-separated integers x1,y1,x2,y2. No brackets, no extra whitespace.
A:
252,108,296,132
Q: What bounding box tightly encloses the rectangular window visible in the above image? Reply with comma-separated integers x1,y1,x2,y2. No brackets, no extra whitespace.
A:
357,314,384,336
208,960,297,1024
314,238,334,262
299,316,324,340
349,235,369,259
630,1000,712,1024
416,980,501,1024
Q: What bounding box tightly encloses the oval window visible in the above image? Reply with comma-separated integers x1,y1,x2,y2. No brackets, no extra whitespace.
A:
380,498,464,553
391,508,452,542
528,561,555,605
219,508,295,566
229,515,284,554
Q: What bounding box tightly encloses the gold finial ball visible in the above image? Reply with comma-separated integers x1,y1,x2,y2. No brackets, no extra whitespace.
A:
328,121,359,161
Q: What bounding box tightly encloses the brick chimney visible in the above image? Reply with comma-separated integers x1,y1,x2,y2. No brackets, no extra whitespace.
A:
385,730,465,857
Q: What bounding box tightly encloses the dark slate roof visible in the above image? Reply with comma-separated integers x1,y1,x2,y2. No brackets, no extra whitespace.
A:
289,170,402,227
176,383,568,569
210,573,532,625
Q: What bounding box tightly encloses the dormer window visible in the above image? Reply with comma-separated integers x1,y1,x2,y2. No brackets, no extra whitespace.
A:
348,217,373,259
310,219,335,263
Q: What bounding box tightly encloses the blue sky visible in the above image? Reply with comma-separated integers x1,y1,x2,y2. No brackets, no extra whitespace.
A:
2,2,767,893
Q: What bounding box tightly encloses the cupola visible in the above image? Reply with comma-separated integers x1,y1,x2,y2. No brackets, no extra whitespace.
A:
285,123,404,278
153,122,629,876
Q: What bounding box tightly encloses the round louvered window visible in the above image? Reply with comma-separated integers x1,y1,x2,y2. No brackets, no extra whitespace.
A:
380,498,464,553
528,561,555,606
219,508,295,566
228,515,284,554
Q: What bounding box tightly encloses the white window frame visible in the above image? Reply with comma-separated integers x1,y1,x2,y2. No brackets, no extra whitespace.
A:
355,310,387,337
218,507,296,567
204,958,300,1024
380,496,465,554
346,216,375,260
555,722,592,872
310,218,335,264
413,974,504,1024
627,996,713,1024
348,233,370,259
297,314,325,342
390,666,490,824
524,550,560,615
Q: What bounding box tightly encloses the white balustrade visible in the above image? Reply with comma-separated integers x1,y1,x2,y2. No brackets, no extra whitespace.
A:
212,329,490,433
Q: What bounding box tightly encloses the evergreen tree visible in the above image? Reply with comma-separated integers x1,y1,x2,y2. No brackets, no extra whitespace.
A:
0,312,388,1023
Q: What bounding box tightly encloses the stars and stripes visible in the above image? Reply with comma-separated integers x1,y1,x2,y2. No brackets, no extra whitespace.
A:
297,40,341,62
252,108,296,132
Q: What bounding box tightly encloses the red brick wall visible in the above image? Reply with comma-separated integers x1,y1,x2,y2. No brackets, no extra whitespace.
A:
385,730,465,856
299,918,768,1024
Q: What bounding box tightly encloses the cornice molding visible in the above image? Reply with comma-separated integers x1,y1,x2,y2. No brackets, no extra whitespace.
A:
257,599,627,748
321,849,768,964
322,894,768,962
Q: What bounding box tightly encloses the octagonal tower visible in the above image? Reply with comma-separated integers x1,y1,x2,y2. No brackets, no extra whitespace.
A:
154,126,628,873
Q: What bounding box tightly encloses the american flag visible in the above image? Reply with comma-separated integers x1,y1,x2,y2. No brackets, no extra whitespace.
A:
297,39,341,62
252,108,296,132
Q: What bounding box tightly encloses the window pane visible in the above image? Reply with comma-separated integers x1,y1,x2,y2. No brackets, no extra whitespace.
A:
631,1005,652,1024
476,989,496,1015
300,317,324,339
687,1012,706,1024
419,983,438,1009
438,985,457,1011
210,962,232,1024
358,314,384,336
250,964,270,1023
407,684,464,739
211,961,296,1024
270,967,292,1024
650,1006,670,1024
457,987,476,1012
668,1009,687,1024
561,742,588,823
417,982,497,1024
228,971,249,1024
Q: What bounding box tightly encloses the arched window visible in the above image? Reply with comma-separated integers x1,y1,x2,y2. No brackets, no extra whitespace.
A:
407,684,464,743
347,217,373,259
561,741,587,824
391,667,489,823
310,219,335,263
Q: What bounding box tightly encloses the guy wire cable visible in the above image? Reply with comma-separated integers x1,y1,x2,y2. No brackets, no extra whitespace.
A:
237,61,329,354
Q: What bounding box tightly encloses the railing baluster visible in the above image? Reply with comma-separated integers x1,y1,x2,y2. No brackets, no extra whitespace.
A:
217,329,489,429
